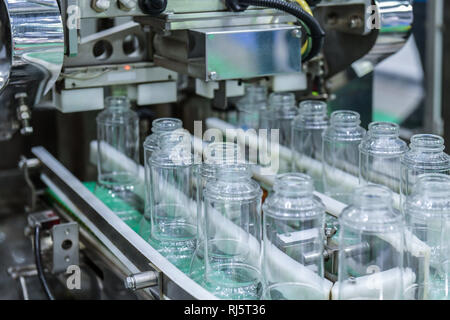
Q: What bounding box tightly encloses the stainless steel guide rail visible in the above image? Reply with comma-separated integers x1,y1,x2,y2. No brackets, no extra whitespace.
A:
31,146,216,300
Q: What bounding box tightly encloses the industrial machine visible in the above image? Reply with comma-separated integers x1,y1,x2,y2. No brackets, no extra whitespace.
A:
0,0,414,300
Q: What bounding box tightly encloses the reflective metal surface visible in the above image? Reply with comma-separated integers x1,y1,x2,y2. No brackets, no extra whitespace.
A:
0,1,11,92
364,0,414,65
154,24,302,81
200,25,302,80
320,0,413,81
0,0,64,140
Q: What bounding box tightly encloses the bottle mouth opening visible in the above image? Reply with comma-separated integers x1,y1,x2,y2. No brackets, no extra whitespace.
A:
330,110,360,126
204,142,244,165
368,122,399,136
274,173,314,194
105,96,130,109
299,100,327,115
410,134,445,150
299,100,328,119
269,92,296,109
352,185,393,208
152,118,183,133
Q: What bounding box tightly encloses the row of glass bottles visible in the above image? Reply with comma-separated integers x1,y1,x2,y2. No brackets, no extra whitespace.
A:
290,101,450,208
263,175,449,300
95,96,448,300
237,94,449,299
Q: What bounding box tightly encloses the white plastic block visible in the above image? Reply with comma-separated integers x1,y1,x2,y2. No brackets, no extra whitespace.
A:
136,81,177,106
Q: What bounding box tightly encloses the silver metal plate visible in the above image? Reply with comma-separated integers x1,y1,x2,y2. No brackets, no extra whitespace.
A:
192,25,302,80
52,222,79,274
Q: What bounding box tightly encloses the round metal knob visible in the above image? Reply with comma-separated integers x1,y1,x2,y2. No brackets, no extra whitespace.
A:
139,0,167,16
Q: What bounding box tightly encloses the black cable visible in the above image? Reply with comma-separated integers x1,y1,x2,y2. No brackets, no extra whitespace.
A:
34,226,55,300
228,0,325,61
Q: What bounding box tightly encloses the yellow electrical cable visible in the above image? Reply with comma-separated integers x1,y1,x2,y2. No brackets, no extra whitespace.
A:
295,0,313,16
292,0,313,55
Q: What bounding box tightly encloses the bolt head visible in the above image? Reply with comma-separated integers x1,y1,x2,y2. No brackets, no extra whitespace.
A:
92,0,110,12
208,71,218,81
125,277,136,290
291,29,302,38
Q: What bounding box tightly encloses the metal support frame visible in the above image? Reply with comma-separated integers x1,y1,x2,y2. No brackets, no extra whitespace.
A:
443,1,450,144
31,146,216,300
424,0,444,135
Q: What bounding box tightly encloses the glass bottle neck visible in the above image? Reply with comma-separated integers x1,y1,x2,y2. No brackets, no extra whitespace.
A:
368,122,400,138
330,110,361,129
273,173,314,197
410,134,445,153
105,96,130,110
269,92,296,110
151,118,183,134
297,100,328,126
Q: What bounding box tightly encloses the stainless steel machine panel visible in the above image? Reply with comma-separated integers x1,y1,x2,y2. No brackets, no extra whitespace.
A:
187,24,302,81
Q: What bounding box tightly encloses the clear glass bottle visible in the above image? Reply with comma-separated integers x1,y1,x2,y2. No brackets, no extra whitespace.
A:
400,134,450,207
262,173,327,300
404,174,450,300
236,84,267,130
95,96,141,224
259,92,298,173
322,110,366,204
140,118,183,239
97,96,140,190
189,142,243,283
149,129,197,272
335,185,406,300
291,100,329,192
259,92,298,147
359,122,408,198
203,163,263,299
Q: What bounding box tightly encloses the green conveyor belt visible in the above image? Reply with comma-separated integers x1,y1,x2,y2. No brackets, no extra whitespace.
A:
46,182,142,233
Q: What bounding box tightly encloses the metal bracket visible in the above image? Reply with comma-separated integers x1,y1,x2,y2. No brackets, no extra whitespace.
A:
52,222,80,274
19,157,42,213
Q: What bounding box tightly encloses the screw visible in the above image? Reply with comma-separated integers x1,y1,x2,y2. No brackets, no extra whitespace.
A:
291,29,302,38
208,71,218,81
